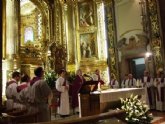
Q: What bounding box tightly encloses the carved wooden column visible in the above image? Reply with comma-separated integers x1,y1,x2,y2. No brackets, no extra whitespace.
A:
147,0,164,72
157,0,165,70
104,0,119,81
54,0,62,44
0,0,3,107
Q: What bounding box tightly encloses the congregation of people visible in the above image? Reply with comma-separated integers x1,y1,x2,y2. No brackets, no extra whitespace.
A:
5,67,165,123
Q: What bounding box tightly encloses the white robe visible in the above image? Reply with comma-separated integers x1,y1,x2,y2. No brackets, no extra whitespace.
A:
6,79,18,110
124,78,136,88
30,79,52,122
56,77,70,115
155,78,165,111
121,79,129,88
142,77,155,109
109,79,119,88
17,82,30,110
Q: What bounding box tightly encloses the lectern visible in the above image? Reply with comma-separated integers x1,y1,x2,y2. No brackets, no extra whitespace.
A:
79,80,99,94
78,80,100,117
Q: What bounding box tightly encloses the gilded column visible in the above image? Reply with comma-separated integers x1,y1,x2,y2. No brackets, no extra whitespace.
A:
66,2,77,72
61,3,68,46
2,0,6,59
0,0,3,106
54,0,62,44
147,0,164,72
60,2,68,69
96,1,107,60
104,0,119,80
2,0,20,96
6,0,20,68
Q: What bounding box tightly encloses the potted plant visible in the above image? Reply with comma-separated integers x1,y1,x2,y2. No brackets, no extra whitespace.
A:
45,70,58,89
67,71,76,84
120,94,153,124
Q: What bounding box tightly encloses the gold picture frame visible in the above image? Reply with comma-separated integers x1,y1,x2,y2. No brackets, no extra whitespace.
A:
78,0,94,27
79,32,97,59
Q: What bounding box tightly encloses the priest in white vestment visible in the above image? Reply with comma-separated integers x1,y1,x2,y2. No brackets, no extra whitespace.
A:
17,74,30,110
6,71,21,110
154,71,165,111
121,74,129,88
125,74,136,88
109,74,119,88
29,67,52,122
56,69,70,117
141,71,155,109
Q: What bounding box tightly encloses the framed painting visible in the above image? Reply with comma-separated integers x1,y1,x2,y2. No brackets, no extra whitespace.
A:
80,33,97,59
78,0,94,27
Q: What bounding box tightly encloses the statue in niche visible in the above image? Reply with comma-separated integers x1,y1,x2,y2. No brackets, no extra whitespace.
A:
50,43,67,72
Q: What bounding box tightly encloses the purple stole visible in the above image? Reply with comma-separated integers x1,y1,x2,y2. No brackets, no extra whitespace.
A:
17,83,28,92
128,79,134,87
110,79,116,88
156,78,164,102
123,79,126,85
161,78,164,83
97,74,104,84
142,76,151,83
161,87,165,102
30,77,41,86
147,86,156,106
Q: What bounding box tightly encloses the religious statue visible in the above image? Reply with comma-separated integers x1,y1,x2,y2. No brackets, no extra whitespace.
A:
50,43,67,73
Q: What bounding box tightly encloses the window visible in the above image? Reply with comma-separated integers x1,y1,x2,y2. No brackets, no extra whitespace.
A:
24,27,34,43
38,13,42,39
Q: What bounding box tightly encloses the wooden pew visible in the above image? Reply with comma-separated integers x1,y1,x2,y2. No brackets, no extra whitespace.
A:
34,110,126,124
2,109,38,124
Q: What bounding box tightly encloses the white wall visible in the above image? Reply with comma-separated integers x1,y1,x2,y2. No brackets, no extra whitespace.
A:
115,0,143,39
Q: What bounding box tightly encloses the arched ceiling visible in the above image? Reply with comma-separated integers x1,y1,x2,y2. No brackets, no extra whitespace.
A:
115,0,130,6
21,0,36,16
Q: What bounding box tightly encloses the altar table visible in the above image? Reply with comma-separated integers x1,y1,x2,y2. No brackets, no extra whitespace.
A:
78,88,146,117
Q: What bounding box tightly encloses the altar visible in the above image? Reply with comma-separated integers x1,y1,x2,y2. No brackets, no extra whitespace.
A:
78,88,146,117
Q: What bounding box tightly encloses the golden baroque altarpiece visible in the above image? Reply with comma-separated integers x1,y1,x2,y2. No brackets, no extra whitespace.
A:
2,0,164,83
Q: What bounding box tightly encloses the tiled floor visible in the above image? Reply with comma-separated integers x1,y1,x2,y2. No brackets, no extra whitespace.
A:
51,110,165,124
151,110,165,124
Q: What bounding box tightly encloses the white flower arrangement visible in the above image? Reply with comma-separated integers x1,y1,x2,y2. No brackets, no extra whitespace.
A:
120,94,153,124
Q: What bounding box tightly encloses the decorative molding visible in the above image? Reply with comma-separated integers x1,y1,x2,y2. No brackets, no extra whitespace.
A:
147,0,164,71
104,1,119,80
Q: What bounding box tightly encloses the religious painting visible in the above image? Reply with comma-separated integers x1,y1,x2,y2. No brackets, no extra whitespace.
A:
78,1,94,27
80,33,97,59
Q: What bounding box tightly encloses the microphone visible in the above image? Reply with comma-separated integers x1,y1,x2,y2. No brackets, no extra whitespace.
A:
83,74,93,80
83,74,90,77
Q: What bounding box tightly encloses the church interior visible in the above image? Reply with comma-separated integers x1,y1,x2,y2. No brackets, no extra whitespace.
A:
0,0,165,123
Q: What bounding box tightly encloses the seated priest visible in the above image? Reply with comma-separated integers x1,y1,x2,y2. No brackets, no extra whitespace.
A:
109,73,119,88
125,74,136,88
92,69,105,91
92,69,105,84
121,74,129,88
141,71,153,87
